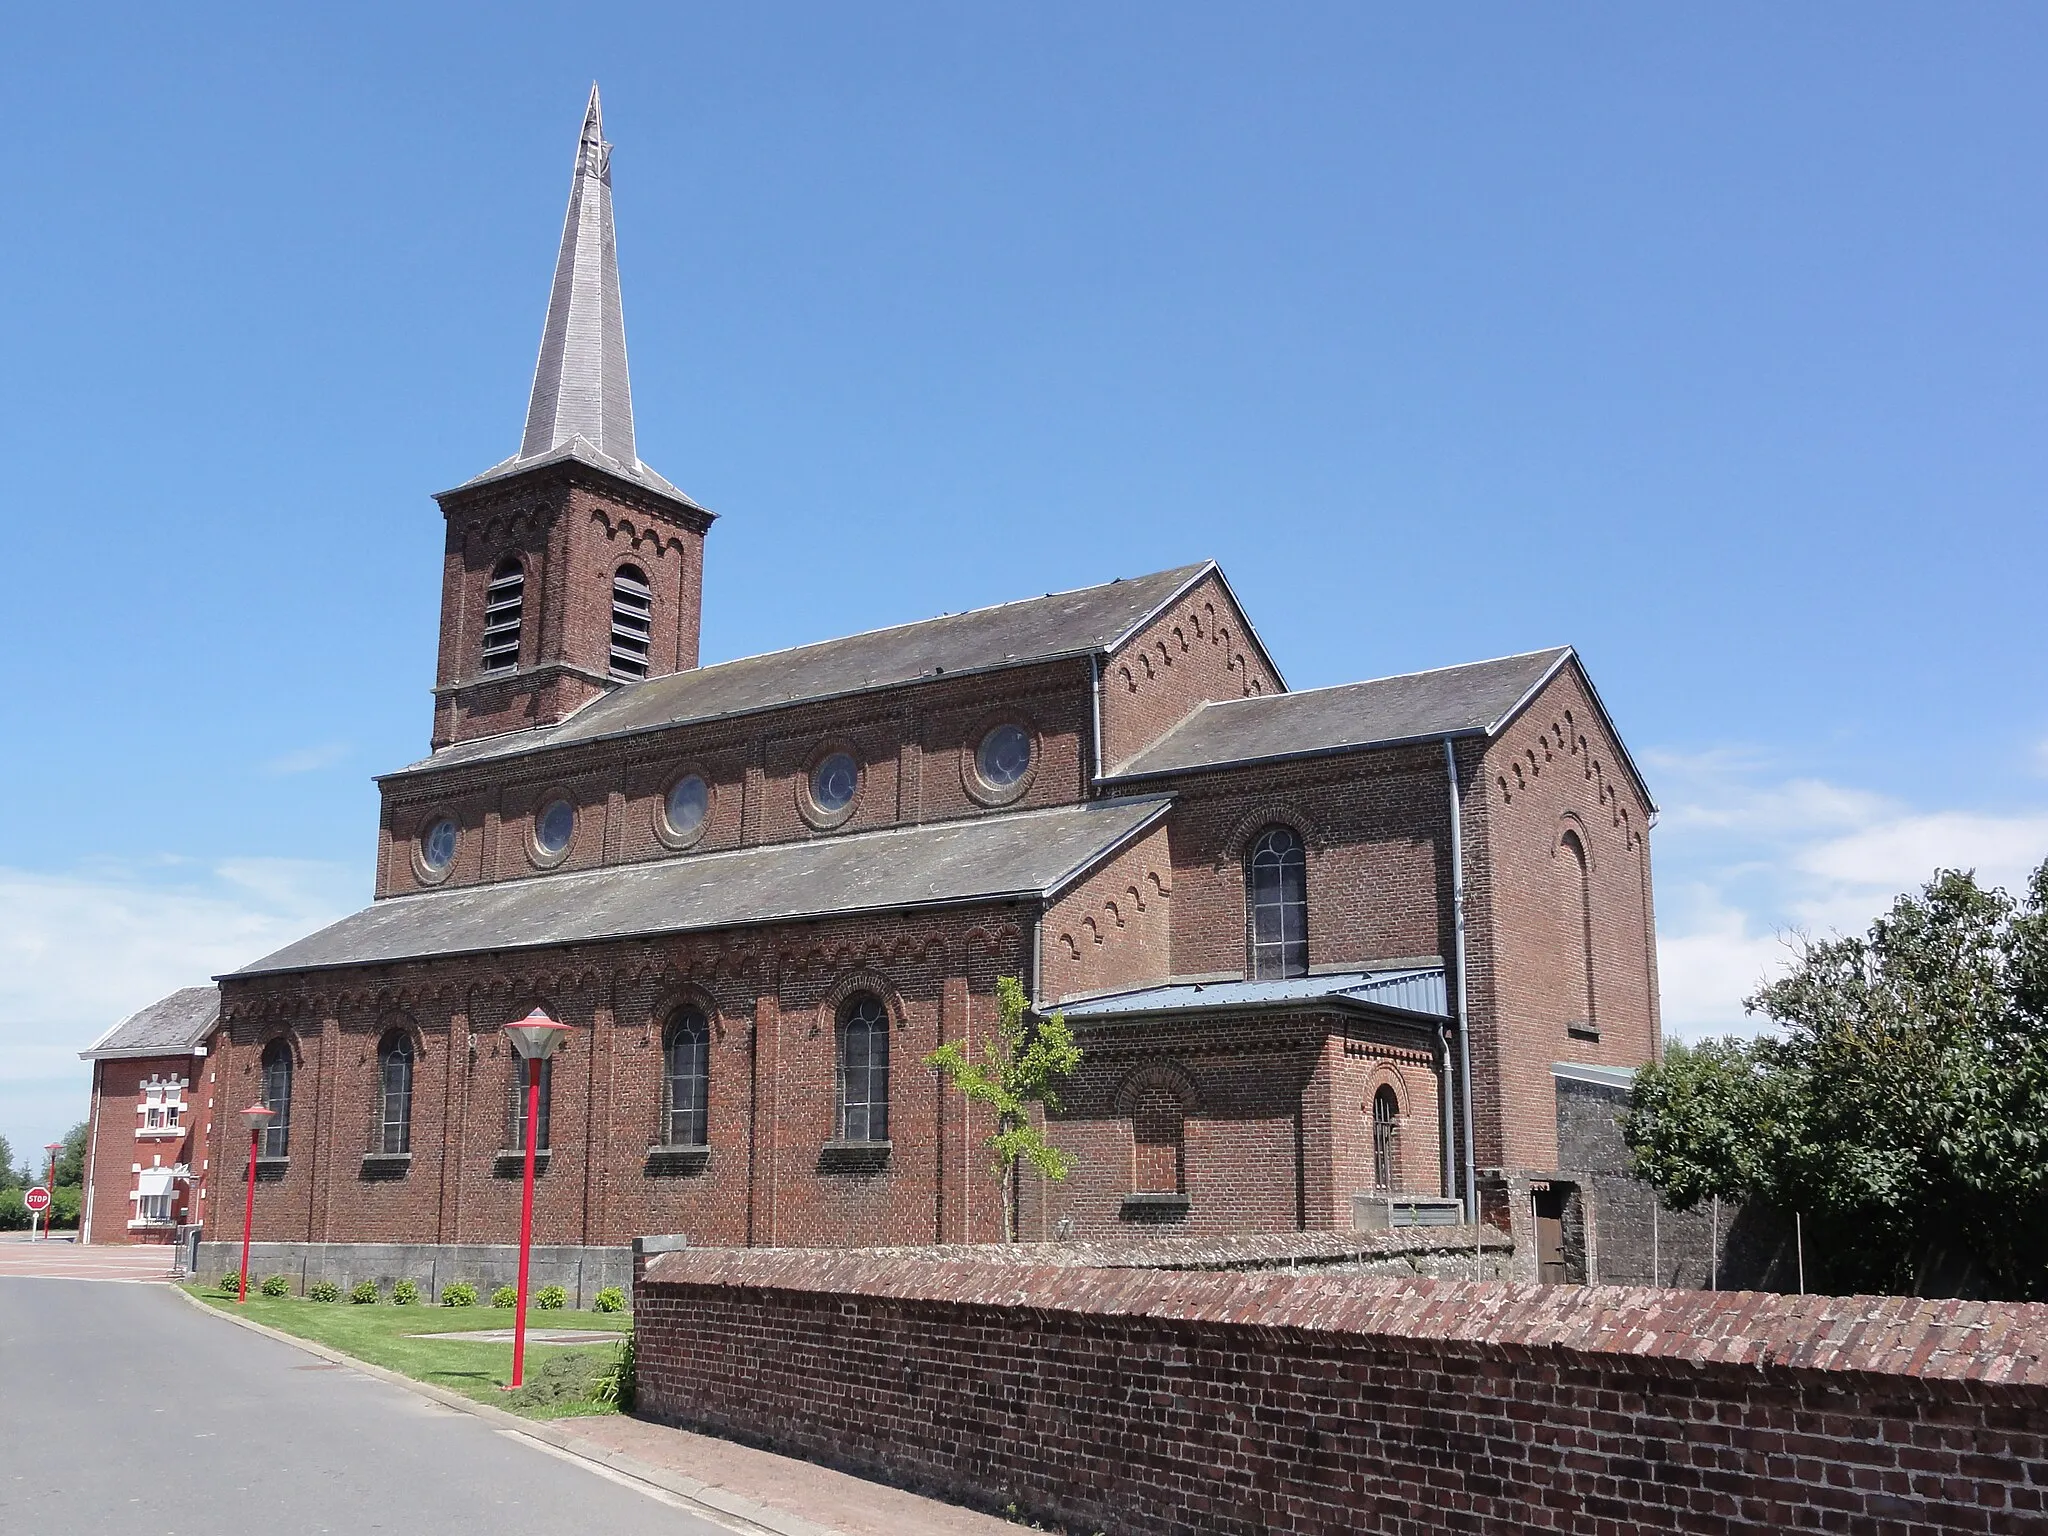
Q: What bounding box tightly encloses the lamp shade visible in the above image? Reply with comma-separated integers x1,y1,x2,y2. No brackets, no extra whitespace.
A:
237,1104,276,1133
503,1008,572,1060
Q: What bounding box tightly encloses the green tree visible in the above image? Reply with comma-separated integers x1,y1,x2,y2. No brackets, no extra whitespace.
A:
52,1121,88,1189
0,1136,18,1190
925,976,1082,1243
1625,863,2048,1300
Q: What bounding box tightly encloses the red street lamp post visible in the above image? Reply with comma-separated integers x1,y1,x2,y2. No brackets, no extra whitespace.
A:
235,1105,275,1304
502,1008,570,1389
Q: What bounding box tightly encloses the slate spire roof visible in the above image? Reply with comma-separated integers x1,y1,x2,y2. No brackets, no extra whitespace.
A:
460,85,698,507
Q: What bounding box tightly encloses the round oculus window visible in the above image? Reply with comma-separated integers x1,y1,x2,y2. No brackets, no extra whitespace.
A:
810,752,859,814
420,817,458,874
977,724,1032,789
535,799,576,856
664,775,708,840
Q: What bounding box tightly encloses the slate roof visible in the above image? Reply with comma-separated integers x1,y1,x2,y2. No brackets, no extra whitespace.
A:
1108,647,1574,780
391,562,1224,776
1056,968,1451,1024
81,986,220,1060
233,798,1172,978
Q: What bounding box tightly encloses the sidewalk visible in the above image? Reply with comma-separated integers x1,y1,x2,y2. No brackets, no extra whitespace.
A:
0,1231,180,1282
550,1415,1028,1536
178,1286,1026,1536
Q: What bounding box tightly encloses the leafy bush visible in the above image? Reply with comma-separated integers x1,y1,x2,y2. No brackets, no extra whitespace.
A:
502,1350,607,1412
307,1279,341,1302
392,1278,419,1305
220,1271,244,1297
441,1282,477,1308
260,1274,291,1298
491,1284,520,1308
592,1329,635,1410
348,1280,380,1305
535,1284,568,1310
0,1189,26,1231
592,1286,626,1314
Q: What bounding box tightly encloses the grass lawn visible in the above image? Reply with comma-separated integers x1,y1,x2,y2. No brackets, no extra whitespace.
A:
184,1280,631,1420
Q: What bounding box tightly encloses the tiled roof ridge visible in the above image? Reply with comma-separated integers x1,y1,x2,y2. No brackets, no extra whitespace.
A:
1179,644,1572,716
641,1248,2048,1387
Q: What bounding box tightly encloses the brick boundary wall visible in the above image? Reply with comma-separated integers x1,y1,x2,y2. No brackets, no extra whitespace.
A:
635,1250,2048,1535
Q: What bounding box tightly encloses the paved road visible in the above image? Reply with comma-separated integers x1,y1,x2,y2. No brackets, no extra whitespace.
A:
0,1279,736,1536
0,1231,181,1281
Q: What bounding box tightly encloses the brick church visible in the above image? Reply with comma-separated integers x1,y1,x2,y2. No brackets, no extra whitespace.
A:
82,89,1661,1281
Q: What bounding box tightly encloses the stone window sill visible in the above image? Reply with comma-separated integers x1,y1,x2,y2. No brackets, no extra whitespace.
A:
645,1145,712,1176
254,1156,289,1181
818,1140,892,1174
360,1152,412,1180
492,1149,552,1177
1120,1192,1191,1221
1566,1022,1602,1043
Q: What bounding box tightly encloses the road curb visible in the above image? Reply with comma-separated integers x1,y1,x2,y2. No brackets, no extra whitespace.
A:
171,1286,837,1536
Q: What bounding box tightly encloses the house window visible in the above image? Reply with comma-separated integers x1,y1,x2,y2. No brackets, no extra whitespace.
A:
378,1031,415,1155
836,995,889,1143
481,557,525,673
1131,1087,1185,1194
609,564,653,679
1247,825,1308,980
662,1008,709,1147
1372,1086,1399,1190
259,1040,292,1157
507,1057,553,1152
135,1184,174,1224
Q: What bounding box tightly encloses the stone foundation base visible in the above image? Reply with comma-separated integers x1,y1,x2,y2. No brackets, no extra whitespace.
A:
193,1241,629,1308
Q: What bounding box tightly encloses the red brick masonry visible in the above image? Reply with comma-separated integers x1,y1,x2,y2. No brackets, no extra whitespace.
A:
636,1250,2048,1535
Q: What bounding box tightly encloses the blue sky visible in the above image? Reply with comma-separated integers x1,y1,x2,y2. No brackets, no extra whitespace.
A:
3,5,2046,1161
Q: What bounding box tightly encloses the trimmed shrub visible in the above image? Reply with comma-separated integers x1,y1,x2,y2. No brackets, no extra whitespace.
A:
348,1280,380,1305
441,1282,477,1308
491,1284,520,1309
260,1274,291,1298
592,1286,626,1314
593,1330,635,1410
220,1272,244,1297
307,1279,341,1303
392,1278,420,1305
535,1284,568,1311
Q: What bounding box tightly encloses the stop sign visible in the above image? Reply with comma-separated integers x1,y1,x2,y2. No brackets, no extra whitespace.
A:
24,1186,50,1213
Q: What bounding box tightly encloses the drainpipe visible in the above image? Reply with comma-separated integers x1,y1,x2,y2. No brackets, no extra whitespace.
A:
1444,736,1478,1223
81,1060,101,1245
1438,1023,1457,1207
1088,652,1106,787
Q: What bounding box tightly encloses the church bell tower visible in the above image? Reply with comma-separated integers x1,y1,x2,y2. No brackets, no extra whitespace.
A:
429,85,713,751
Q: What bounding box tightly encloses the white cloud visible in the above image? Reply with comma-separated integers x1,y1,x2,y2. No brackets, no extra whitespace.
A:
260,742,350,775
1648,750,2048,1042
0,857,360,1154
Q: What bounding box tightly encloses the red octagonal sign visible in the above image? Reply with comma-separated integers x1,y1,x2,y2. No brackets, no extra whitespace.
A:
24,1186,51,1213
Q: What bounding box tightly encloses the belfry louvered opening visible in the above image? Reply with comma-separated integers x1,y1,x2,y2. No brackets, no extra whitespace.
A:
481,558,525,674
609,564,653,679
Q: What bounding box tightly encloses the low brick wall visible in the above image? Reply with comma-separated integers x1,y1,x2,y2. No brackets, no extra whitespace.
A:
636,1250,2048,1535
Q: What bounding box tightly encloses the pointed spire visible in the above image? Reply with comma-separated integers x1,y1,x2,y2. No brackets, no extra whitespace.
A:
520,84,636,466
456,86,700,509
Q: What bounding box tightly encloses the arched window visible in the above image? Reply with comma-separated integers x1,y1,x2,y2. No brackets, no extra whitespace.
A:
609,564,653,679
1247,826,1308,980
377,1031,414,1156
1131,1086,1185,1195
259,1039,292,1158
1562,830,1596,1034
481,557,525,674
662,1007,709,1148
507,1056,552,1153
836,994,889,1144
1372,1086,1399,1190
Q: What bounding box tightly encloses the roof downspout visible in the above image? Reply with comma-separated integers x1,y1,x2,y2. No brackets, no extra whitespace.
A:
1444,736,1478,1223
81,1060,101,1245
1031,906,1045,1006
1089,651,1105,788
